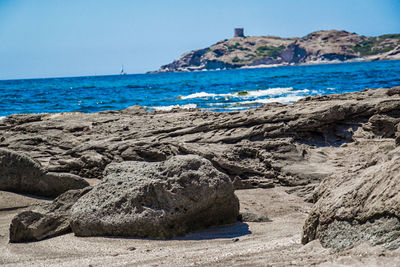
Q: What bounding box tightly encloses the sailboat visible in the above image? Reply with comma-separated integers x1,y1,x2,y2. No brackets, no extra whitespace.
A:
120,65,127,75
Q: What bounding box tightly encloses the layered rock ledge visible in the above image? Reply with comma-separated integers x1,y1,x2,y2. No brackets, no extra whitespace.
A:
1,87,400,248
0,148,89,197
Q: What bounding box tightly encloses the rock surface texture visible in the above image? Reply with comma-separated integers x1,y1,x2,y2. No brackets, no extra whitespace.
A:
1,87,400,249
9,187,91,242
302,146,400,249
0,149,89,197
70,155,239,238
153,30,400,72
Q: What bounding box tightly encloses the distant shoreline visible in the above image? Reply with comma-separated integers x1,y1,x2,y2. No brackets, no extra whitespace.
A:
153,30,400,73
2,58,400,82
152,57,395,74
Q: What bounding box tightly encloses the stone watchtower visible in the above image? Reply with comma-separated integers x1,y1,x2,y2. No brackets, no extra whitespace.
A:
234,28,244,37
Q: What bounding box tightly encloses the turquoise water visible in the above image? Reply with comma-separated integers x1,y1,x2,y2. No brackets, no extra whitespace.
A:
1,60,400,117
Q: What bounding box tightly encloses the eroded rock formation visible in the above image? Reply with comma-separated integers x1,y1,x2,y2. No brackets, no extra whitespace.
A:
70,155,239,238
302,145,400,250
1,87,400,247
0,149,89,197
9,187,91,242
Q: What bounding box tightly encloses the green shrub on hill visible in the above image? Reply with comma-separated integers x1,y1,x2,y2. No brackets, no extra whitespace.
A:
228,43,240,52
353,38,395,56
245,54,256,59
353,40,375,56
227,42,250,52
255,45,285,58
232,56,242,63
375,46,395,53
379,34,400,39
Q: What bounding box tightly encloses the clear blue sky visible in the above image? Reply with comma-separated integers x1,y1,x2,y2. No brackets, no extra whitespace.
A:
0,0,399,79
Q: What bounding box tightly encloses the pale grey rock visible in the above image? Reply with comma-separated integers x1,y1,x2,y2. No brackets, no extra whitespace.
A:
318,217,400,250
9,187,92,243
0,149,89,197
387,86,400,96
302,146,400,249
0,148,45,191
70,155,239,239
240,212,271,222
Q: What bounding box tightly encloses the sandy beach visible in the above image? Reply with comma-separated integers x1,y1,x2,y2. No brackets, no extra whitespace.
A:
1,187,399,266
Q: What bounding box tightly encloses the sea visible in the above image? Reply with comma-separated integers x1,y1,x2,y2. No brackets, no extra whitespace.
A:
1,60,400,117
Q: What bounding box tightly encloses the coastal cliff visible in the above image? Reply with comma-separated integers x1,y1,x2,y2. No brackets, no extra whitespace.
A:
153,30,400,72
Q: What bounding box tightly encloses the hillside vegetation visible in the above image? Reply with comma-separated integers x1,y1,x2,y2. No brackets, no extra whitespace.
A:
154,30,400,72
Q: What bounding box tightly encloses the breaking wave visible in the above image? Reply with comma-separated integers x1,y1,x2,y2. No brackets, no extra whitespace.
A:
204,94,306,111
238,95,306,105
178,87,308,100
151,103,197,111
1,60,398,116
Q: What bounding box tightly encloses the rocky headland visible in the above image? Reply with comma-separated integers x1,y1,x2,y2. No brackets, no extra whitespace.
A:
153,30,400,72
1,87,400,265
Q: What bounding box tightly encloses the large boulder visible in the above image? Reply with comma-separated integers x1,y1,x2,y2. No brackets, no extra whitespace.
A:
302,146,400,250
0,149,89,197
9,187,92,243
70,155,240,239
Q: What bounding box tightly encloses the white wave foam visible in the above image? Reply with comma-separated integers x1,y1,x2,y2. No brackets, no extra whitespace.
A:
200,106,249,111
0,116,5,122
179,87,308,100
205,102,227,106
239,95,305,105
249,88,309,97
179,92,219,99
245,87,292,97
152,103,197,111
223,107,250,111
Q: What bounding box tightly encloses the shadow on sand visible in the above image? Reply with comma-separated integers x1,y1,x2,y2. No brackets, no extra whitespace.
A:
102,222,252,241
174,222,251,240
